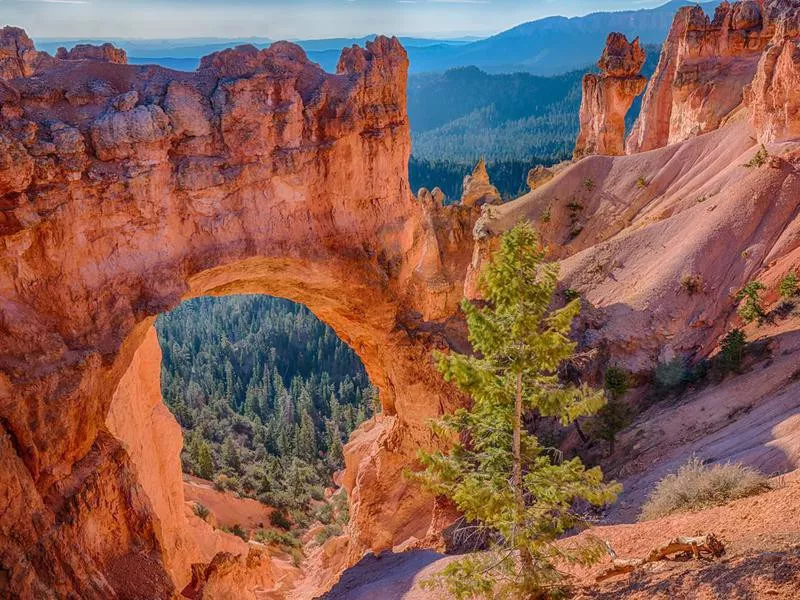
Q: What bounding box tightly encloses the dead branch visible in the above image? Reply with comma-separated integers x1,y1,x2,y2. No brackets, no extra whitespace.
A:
596,534,725,582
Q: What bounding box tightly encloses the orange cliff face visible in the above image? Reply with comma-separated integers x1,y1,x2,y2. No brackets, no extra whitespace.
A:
0,27,481,598
625,0,800,154
574,33,647,159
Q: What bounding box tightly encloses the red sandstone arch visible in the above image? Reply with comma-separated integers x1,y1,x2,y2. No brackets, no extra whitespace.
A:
0,30,480,598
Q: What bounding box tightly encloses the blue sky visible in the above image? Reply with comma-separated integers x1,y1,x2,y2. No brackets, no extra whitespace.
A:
3,0,670,39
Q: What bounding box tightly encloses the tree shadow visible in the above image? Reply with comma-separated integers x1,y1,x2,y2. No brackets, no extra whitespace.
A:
587,548,800,599
318,550,445,600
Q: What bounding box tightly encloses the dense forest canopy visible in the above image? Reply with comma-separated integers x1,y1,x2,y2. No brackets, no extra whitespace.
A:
157,295,376,529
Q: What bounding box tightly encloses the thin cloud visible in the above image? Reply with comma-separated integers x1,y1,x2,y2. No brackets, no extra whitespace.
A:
14,0,91,4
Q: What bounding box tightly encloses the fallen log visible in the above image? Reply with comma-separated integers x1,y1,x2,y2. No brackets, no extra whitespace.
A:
596,534,725,582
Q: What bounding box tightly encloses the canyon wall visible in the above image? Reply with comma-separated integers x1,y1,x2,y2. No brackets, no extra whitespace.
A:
0,28,479,598
626,0,800,153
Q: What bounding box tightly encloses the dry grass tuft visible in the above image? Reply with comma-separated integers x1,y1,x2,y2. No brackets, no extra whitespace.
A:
639,457,770,521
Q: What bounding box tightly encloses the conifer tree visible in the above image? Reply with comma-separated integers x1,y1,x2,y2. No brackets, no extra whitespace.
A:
412,222,619,599
222,436,241,473
197,441,214,480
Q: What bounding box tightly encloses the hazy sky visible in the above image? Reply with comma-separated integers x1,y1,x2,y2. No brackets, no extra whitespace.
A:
3,0,670,40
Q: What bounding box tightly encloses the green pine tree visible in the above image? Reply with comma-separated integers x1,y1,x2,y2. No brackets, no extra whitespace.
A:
297,409,317,461
197,441,214,480
325,419,345,468
411,222,620,599
222,436,241,473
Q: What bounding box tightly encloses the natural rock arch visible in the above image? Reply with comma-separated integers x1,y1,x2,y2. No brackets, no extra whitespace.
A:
0,29,482,598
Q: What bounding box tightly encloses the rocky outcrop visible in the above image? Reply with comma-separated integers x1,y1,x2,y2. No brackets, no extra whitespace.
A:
527,164,554,191
55,43,127,64
626,1,785,153
745,32,800,142
185,548,278,600
0,31,481,598
574,33,646,159
460,158,501,207
0,26,56,79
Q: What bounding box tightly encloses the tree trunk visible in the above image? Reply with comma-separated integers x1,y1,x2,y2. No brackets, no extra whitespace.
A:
574,419,589,443
513,372,533,570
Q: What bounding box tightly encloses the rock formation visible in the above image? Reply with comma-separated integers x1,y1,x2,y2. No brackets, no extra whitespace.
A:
460,158,502,207
625,1,797,153
55,43,127,64
0,32,483,598
4,0,800,597
0,26,56,79
527,164,554,191
574,33,647,159
745,29,800,142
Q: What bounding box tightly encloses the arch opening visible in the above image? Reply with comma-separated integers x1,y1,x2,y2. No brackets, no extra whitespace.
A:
157,293,376,531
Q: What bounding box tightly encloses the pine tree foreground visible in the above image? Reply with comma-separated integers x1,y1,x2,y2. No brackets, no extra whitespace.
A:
411,223,620,599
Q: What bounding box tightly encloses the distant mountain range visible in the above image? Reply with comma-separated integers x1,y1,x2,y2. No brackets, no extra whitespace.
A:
35,1,716,75
34,35,474,73
405,0,718,75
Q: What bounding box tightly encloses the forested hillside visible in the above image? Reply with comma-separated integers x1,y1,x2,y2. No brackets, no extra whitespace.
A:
156,296,376,528
408,46,660,200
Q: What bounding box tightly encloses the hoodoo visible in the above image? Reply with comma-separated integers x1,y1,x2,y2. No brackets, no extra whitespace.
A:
573,32,647,159
626,0,784,153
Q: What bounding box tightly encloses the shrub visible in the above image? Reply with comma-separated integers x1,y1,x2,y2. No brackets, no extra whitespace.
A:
314,524,343,546
253,528,302,554
563,288,580,302
583,177,596,191
718,328,746,375
588,366,632,455
590,399,631,456
604,365,629,400
779,271,798,299
654,357,692,393
680,274,703,296
269,510,292,531
540,205,551,223
736,281,767,324
640,457,769,521
213,473,239,492
192,503,210,521
743,144,769,168
332,490,350,525
566,199,584,213
314,502,334,525
222,523,248,541
636,177,649,189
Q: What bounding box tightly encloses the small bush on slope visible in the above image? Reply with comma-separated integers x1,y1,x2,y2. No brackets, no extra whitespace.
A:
639,457,770,521
718,328,747,375
736,280,767,324
779,271,798,299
